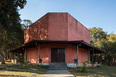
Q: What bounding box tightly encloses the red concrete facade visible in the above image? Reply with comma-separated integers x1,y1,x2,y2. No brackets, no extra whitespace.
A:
24,43,89,63
68,14,90,44
24,13,90,44
24,13,90,64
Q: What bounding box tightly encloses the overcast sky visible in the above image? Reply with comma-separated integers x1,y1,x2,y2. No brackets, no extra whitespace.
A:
19,0,116,34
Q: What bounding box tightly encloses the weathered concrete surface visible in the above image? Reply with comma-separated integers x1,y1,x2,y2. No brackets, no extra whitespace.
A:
24,43,89,64
48,13,68,41
24,14,48,43
44,70,74,77
24,13,90,44
24,13,90,64
68,14,90,44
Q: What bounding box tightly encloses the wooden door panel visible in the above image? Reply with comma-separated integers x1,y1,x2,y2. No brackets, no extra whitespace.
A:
59,48,65,62
51,48,65,63
51,48,58,63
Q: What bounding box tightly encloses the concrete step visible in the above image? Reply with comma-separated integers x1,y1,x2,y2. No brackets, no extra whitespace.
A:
48,63,67,70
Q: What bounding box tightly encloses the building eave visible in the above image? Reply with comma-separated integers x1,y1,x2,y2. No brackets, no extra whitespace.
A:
9,39,104,53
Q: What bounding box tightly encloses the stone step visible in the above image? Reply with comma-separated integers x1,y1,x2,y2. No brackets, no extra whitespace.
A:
48,63,67,70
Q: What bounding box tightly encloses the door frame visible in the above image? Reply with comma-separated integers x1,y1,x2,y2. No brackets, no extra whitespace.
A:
51,48,65,63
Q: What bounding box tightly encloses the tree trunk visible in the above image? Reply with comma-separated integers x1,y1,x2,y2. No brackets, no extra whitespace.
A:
0,34,5,64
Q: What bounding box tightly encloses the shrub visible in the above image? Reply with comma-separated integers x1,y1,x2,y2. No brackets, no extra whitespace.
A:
80,61,88,72
22,59,30,68
39,58,42,63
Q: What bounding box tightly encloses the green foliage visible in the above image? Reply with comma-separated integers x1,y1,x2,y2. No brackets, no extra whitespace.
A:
14,53,24,63
80,66,87,72
89,27,107,48
69,65,116,77
22,59,30,68
80,61,88,72
15,56,19,60
0,0,26,64
101,33,116,66
89,27,116,66
0,0,26,50
39,58,42,63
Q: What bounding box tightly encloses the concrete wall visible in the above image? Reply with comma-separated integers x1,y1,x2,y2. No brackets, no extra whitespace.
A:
26,47,38,63
68,14,90,44
78,48,89,63
24,14,48,43
48,13,68,41
24,13,90,44
24,44,90,64
24,27,30,43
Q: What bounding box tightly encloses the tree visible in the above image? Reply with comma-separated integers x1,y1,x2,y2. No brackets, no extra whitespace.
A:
0,0,26,64
89,27,107,48
101,33,116,66
21,19,32,29
89,27,116,66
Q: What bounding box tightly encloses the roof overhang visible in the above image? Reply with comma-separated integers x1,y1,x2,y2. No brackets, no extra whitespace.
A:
9,40,104,53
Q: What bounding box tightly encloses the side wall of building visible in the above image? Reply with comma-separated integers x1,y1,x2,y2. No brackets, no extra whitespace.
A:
24,47,38,63
24,44,90,64
68,14,90,44
78,48,89,63
24,14,48,44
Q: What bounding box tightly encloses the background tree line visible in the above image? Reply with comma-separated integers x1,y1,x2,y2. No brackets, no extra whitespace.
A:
0,0,27,64
89,27,116,66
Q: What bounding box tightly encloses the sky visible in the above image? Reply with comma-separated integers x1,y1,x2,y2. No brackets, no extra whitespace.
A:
19,0,116,34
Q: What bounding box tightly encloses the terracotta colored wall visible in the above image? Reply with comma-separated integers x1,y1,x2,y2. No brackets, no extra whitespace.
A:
78,48,89,63
68,14,90,44
24,45,50,63
24,13,90,44
48,13,68,41
65,44,77,63
24,43,90,63
40,45,50,63
26,47,38,63
24,27,30,43
24,14,48,44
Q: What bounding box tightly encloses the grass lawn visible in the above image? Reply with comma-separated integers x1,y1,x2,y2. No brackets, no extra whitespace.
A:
0,60,16,66
68,65,116,77
0,64,48,77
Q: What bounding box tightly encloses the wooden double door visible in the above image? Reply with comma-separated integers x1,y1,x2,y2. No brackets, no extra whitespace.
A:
51,48,65,63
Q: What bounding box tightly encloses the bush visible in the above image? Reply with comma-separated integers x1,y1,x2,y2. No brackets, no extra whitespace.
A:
39,58,42,63
80,61,88,72
80,66,87,72
22,59,30,68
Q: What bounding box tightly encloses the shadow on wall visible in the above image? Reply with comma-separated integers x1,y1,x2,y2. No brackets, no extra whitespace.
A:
28,58,49,63
24,16,48,43
41,57,49,63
